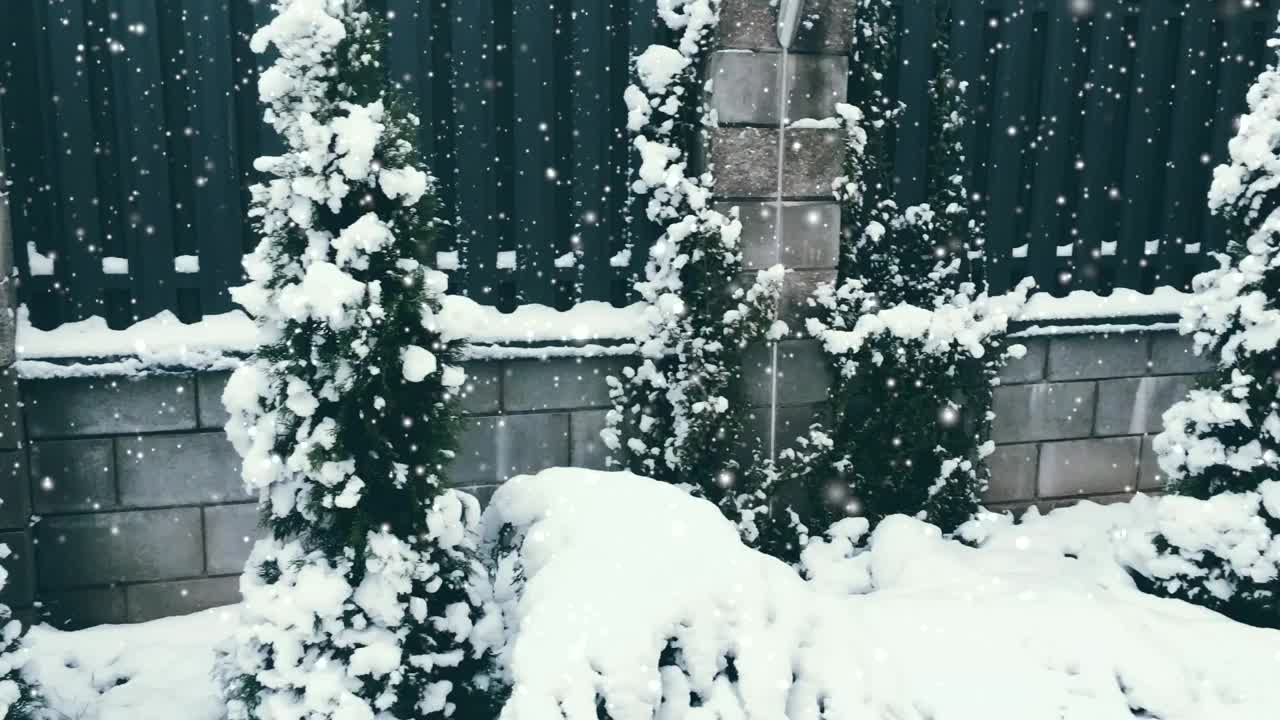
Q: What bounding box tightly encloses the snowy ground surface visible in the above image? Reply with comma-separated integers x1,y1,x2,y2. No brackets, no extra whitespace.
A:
21,470,1280,720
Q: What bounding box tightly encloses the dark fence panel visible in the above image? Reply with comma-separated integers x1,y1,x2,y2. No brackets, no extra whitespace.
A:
1,0,664,330
883,0,1279,296
3,1,1279,332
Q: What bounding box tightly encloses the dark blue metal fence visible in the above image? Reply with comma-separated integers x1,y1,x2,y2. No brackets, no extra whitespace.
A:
1,0,1276,331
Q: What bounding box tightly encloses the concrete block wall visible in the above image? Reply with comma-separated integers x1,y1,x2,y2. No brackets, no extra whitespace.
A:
985,331,1214,512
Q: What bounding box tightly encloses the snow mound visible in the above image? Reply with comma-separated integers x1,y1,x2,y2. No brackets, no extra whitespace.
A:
484,469,1280,720
25,606,238,720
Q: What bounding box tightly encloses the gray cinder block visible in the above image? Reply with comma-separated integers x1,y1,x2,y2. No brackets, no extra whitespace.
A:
1038,437,1141,499
992,381,1096,443
743,340,834,407
196,370,233,429
1138,435,1167,492
1094,375,1196,437
0,450,29,530
1046,333,1149,381
126,576,241,624
1148,332,1215,376
985,443,1039,503
29,438,116,514
570,410,611,471
710,127,844,199
41,586,127,630
708,51,847,126
24,375,198,438
998,338,1047,385
37,508,203,589
115,432,248,508
451,413,571,486
733,201,841,271
502,358,628,412
718,0,855,53
456,362,502,415
202,503,260,576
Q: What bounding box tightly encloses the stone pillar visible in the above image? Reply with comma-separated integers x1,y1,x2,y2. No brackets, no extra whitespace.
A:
0,96,35,617
705,0,852,453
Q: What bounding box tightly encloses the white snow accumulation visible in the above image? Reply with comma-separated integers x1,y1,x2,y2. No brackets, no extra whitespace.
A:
25,470,1280,720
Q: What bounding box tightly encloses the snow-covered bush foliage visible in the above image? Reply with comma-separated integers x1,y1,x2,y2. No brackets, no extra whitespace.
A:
1142,26,1280,627
0,545,36,720
603,0,784,539
215,2,503,717
778,0,1027,548
479,469,1280,720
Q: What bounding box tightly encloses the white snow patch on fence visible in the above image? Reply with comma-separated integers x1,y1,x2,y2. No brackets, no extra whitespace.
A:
26,243,55,276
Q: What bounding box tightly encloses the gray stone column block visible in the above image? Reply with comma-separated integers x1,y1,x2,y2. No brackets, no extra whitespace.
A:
1038,437,1141,499
708,51,847,126
29,438,116,514
731,201,840,271
1046,333,1150,381
743,340,833,407
116,432,249,507
24,375,199,438
742,402,826,463
203,503,259,575
1094,375,1196,437
125,575,241,624
0,280,14,368
985,444,1039,503
37,508,204,589
992,381,1096,443
710,127,844,199
718,0,855,53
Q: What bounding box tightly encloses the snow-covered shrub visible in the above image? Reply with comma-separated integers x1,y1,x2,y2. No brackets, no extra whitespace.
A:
479,469,1280,720
603,0,783,540
215,2,503,717
778,0,1027,548
1141,25,1280,627
0,545,36,720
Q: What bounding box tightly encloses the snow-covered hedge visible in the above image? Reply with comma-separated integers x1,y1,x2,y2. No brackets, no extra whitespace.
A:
476,469,1280,720
1144,10,1280,628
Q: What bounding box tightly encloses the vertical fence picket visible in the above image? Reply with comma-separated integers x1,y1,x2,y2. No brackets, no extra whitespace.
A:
894,0,933,207
184,2,244,317
451,0,499,304
571,0,613,303
45,1,105,321
1024,1,1078,293
1154,1,1217,291
625,0,661,293
512,0,558,306
1116,3,1178,292
983,0,1036,294
1072,0,1130,293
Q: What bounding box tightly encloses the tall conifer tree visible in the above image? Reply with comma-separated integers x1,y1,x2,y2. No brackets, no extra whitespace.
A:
216,2,501,717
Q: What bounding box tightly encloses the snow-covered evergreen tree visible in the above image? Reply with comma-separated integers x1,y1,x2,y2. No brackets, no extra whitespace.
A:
602,0,783,541
1142,26,1280,627
779,0,1026,548
215,2,503,717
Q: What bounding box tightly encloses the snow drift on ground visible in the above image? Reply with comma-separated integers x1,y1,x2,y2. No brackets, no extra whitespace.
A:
24,606,237,720
19,470,1280,720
